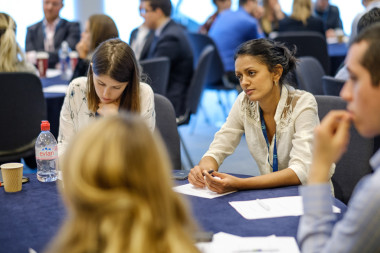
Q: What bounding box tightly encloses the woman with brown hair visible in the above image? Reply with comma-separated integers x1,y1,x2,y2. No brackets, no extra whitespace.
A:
58,38,155,157
71,14,119,81
47,113,199,253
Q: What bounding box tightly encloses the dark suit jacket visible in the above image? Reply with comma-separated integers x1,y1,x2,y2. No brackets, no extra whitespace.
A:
25,19,80,68
314,5,343,31
143,20,193,117
129,27,155,60
278,16,325,37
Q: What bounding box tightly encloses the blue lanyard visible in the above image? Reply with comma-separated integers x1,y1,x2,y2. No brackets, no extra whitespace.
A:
259,108,278,172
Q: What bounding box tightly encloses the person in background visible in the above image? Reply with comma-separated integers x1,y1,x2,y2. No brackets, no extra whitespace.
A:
0,13,36,74
199,0,232,34
139,0,193,117
58,39,155,157
335,7,380,80
129,22,154,61
349,0,380,44
209,0,264,84
45,113,199,253
298,23,380,252
129,1,155,61
25,0,80,68
278,0,325,36
188,38,334,194
313,0,344,38
70,14,119,81
260,0,286,37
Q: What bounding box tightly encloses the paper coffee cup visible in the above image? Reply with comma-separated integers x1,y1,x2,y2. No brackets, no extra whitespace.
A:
36,51,49,77
69,51,79,71
1,163,23,193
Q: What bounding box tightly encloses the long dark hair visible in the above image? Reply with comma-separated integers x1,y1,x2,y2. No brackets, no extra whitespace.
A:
234,38,297,86
87,38,141,113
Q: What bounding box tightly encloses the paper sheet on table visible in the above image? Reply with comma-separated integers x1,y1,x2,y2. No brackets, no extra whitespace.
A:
46,69,62,78
196,232,300,253
173,183,236,199
43,84,68,93
229,196,341,220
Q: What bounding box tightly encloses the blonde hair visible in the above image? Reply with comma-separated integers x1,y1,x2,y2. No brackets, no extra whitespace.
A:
291,0,312,25
45,113,199,253
0,13,27,72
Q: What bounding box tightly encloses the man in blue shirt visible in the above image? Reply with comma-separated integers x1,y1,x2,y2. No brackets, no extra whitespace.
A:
209,0,263,83
298,23,380,252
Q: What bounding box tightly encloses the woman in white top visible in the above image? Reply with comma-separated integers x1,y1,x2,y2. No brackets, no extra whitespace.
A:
58,38,155,156
189,38,334,193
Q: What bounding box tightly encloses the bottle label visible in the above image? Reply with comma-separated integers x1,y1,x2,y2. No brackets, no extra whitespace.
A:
36,145,58,160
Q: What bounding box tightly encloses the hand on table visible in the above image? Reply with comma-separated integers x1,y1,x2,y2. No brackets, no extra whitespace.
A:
188,165,206,188
203,171,240,194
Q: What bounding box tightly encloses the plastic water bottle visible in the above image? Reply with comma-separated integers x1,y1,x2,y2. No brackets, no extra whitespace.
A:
59,41,71,80
35,120,58,182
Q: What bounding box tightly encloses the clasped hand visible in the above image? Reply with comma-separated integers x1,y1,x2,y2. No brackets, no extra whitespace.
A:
188,166,240,194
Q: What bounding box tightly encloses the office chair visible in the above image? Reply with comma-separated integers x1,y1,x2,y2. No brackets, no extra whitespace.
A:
274,31,331,75
154,94,181,170
187,32,237,119
139,56,170,96
295,56,325,95
0,73,47,163
177,45,215,168
315,95,374,204
322,75,346,96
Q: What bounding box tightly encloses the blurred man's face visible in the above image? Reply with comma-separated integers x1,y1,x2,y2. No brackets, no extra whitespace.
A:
43,0,63,23
140,1,159,29
316,0,329,11
216,0,232,12
340,41,380,137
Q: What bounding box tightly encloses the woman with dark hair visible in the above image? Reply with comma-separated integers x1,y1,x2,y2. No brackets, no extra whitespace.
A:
71,14,119,81
189,38,334,193
58,38,155,157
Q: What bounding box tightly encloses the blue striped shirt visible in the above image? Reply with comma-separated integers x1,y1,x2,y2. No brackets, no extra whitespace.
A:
298,149,380,252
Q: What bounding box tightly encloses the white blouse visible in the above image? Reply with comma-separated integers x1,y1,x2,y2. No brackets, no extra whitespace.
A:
57,77,155,157
203,84,335,185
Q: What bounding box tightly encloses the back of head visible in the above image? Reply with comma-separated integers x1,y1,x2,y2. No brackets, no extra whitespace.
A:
0,12,25,72
353,22,380,86
239,0,256,7
87,38,141,113
47,113,198,253
357,7,380,33
88,14,119,52
291,0,312,25
143,0,172,17
234,38,298,85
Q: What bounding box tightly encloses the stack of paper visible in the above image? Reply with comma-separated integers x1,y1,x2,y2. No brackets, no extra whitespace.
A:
229,196,341,219
173,183,236,199
196,232,300,253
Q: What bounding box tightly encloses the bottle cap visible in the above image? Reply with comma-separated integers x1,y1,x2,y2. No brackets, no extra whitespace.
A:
41,120,50,131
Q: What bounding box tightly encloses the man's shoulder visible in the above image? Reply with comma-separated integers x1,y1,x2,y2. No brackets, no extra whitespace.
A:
59,19,80,28
27,20,43,31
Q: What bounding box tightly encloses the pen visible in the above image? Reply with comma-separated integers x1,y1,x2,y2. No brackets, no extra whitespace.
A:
256,198,271,211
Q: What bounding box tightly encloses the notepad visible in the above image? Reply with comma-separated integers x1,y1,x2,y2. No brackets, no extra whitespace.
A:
229,196,341,220
196,232,300,253
173,183,236,199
